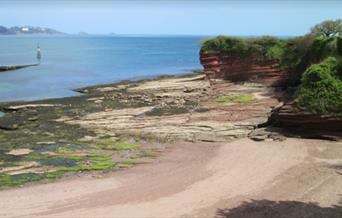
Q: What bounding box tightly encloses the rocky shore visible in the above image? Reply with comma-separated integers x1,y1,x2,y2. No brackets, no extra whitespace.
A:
0,64,38,72
0,73,283,187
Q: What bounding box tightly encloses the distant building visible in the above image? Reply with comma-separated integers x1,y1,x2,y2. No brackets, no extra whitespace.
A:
21,27,29,32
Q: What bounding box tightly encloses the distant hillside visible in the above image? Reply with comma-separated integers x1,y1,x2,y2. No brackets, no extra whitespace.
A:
0,25,65,35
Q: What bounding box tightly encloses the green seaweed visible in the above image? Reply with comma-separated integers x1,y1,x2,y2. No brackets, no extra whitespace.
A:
118,160,138,168
213,95,255,104
89,138,141,151
0,172,64,187
39,156,81,167
59,160,116,172
130,150,159,159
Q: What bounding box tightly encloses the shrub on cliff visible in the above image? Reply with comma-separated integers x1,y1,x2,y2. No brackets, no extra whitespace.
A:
201,36,284,62
282,36,339,86
296,57,342,114
201,36,250,58
248,36,285,61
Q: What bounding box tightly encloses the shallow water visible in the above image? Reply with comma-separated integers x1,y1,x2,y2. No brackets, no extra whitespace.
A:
0,35,204,102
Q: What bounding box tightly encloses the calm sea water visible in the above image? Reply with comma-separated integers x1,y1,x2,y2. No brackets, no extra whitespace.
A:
0,35,204,102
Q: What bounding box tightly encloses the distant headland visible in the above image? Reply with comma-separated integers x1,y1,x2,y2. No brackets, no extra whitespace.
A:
0,25,65,35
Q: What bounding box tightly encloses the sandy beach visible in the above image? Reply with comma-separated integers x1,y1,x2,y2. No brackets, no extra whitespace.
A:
1,138,342,217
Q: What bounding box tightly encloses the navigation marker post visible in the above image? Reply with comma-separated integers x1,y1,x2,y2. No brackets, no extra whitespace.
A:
36,43,42,65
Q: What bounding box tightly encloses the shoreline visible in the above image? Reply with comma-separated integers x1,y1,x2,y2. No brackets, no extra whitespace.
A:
0,70,202,106
74,70,202,93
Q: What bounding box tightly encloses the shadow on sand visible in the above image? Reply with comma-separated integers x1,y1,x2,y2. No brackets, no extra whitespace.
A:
216,199,342,218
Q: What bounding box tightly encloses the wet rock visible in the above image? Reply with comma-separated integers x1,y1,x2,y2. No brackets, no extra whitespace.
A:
37,141,56,145
79,135,96,142
6,104,60,111
6,148,32,156
183,87,194,93
94,99,103,104
0,123,19,130
248,129,269,141
269,133,287,141
249,128,287,142
28,116,38,121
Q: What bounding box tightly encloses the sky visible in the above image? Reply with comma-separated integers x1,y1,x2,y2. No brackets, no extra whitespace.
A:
1,0,342,36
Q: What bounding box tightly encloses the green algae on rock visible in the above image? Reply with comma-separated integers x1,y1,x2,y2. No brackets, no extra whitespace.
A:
213,95,256,104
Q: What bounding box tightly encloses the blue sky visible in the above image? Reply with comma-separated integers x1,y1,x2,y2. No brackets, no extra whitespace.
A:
1,0,342,36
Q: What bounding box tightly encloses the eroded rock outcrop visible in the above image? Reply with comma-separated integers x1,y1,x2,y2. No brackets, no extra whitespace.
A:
269,103,342,138
200,51,288,86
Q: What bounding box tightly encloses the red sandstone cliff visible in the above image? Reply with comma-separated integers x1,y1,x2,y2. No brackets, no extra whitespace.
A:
200,51,341,138
200,51,288,86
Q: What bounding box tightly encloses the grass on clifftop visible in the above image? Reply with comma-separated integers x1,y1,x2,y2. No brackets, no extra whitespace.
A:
201,36,284,62
214,95,255,104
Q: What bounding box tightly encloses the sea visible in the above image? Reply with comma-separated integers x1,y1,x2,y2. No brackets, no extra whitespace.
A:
0,35,205,102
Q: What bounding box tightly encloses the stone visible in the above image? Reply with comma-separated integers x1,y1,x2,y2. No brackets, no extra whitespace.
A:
183,87,194,93
250,134,268,141
0,123,18,130
94,99,103,104
6,149,32,156
269,134,287,141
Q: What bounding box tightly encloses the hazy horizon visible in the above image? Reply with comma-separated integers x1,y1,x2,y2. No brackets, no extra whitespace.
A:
1,0,342,36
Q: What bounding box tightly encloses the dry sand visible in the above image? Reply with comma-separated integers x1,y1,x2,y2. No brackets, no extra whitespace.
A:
1,138,341,217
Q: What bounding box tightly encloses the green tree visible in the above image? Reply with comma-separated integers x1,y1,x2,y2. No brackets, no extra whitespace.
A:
310,19,342,37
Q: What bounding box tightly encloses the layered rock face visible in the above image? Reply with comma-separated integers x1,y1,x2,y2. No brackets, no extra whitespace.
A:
200,51,288,86
269,103,342,137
